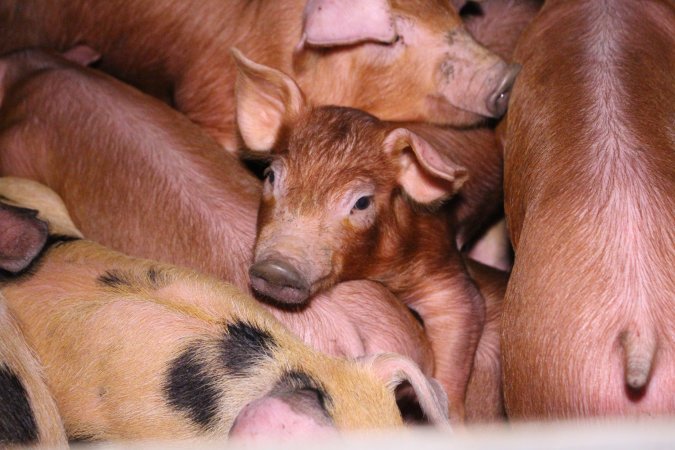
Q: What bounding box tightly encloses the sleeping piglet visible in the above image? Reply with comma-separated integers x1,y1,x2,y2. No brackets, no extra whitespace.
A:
0,176,450,441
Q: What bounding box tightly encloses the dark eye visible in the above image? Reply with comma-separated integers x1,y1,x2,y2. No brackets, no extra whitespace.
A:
264,167,275,184
352,196,373,211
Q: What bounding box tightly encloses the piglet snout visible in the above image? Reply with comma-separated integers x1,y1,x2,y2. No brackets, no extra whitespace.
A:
249,259,310,305
486,63,521,118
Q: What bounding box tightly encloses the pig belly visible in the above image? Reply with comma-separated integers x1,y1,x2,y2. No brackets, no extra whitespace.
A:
503,280,675,418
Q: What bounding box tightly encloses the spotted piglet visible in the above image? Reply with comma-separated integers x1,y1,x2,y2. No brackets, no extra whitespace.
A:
0,177,449,442
0,203,66,446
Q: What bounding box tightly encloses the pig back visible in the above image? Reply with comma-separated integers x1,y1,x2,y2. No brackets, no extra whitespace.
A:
502,0,675,418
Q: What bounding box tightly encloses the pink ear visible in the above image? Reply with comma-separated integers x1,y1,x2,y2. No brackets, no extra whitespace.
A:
359,353,451,428
384,128,468,204
232,48,306,152
0,202,48,273
62,45,101,67
300,0,398,47
229,395,338,443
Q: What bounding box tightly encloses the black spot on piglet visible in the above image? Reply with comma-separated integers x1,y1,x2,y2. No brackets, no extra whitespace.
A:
164,346,220,430
0,365,38,444
220,321,277,375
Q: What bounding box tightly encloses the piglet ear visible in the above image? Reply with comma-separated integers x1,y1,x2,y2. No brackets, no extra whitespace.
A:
232,48,307,152
299,0,398,48
62,45,101,66
229,390,338,443
384,128,468,204
0,202,48,273
359,353,451,428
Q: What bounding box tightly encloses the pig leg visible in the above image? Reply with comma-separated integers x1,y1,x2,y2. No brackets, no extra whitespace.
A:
0,300,66,447
464,258,508,422
405,266,486,423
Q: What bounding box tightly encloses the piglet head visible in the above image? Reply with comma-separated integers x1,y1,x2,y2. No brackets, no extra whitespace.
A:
233,50,467,307
293,0,518,126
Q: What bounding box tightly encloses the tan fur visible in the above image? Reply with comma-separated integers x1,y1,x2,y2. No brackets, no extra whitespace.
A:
0,177,450,439
0,300,67,447
0,0,514,152
502,0,675,418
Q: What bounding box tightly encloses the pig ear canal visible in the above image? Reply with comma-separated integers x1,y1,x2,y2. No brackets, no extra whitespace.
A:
232,47,306,153
384,128,469,205
360,353,451,428
298,0,398,49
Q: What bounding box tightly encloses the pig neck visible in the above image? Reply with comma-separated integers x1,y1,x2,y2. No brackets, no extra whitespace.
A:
0,68,260,291
370,201,486,352
364,195,486,421
364,196,466,301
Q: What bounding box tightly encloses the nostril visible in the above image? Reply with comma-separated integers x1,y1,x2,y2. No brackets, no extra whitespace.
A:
249,259,310,305
487,63,521,118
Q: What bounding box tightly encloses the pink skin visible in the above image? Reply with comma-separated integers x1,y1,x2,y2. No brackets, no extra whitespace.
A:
265,280,434,376
502,0,675,418
229,396,339,443
0,0,518,152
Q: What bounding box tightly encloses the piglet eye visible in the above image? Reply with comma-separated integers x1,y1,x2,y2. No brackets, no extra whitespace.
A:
352,196,373,211
263,167,275,184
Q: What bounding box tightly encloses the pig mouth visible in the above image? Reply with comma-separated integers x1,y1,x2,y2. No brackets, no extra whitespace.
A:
249,258,311,306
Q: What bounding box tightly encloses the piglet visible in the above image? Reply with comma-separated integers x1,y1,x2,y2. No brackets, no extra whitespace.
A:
0,0,519,152
0,176,450,441
234,50,487,423
502,0,675,417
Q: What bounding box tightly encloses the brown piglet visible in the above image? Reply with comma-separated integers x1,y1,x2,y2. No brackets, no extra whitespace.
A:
234,50,488,423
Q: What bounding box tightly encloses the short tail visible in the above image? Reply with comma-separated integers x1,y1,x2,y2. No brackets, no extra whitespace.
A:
620,327,657,390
